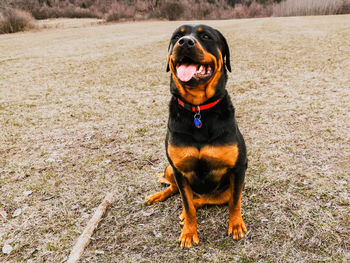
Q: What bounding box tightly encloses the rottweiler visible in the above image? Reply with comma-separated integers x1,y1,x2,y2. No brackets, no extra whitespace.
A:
145,24,248,248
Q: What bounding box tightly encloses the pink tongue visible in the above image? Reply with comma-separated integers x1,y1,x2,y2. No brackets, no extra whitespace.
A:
177,64,197,82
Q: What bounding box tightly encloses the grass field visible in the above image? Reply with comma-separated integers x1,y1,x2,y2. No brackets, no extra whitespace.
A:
0,15,349,262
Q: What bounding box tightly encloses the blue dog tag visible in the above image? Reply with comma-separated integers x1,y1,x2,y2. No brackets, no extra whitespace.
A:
194,117,202,128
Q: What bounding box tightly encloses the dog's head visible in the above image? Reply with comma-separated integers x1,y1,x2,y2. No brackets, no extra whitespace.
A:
166,24,231,104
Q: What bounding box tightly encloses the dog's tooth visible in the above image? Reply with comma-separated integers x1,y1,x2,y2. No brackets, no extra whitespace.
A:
198,65,204,73
207,65,212,74
200,65,206,74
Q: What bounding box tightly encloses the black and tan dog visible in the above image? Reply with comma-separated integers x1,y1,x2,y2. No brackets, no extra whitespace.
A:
146,24,247,248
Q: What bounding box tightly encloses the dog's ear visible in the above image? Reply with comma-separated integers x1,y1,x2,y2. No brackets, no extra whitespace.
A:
215,30,231,72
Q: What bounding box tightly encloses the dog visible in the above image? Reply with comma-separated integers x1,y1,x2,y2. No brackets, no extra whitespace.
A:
146,24,248,248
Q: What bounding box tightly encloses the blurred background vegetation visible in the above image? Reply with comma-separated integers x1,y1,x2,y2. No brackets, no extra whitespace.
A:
1,0,350,34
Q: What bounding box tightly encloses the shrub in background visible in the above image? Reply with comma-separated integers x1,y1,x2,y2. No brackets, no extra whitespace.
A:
0,8,35,34
164,0,234,20
232,1,273,18
184,0,214,20
160,2,185,21
30,4,99,19
105,2,136,22
2,0,100,19
340,1,350,14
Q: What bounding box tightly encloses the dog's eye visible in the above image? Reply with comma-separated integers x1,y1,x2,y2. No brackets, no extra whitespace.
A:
202,34,210,40
174,34,181,40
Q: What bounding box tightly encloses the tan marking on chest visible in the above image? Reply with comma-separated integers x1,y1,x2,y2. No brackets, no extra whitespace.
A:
199,144,239,167
168,144,238,171
168,145,199,183
168,144,238,185
168,144,199,171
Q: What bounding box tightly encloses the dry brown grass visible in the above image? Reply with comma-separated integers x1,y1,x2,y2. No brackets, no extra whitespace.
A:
0,15,349,262
36,18,104,30
273,0,345,17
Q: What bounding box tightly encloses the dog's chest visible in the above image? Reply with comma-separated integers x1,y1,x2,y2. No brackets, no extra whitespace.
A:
167,144,238,188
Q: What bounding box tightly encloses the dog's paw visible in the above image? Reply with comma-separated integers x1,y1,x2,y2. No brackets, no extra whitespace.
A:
145,192,163,205
179,230,199,248
228,216,247,240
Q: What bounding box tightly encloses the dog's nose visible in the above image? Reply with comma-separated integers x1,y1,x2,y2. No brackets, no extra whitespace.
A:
178,36,196,48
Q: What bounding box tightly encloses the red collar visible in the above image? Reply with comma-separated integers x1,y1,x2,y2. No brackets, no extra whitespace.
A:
177,98,222,112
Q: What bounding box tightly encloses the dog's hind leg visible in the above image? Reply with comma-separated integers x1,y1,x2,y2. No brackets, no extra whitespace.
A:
145,165,179,205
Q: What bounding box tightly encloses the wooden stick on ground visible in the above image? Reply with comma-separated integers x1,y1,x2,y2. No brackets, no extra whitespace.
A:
67,192,114,263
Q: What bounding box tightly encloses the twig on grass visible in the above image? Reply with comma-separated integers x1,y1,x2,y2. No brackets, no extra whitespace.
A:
67,192,114,263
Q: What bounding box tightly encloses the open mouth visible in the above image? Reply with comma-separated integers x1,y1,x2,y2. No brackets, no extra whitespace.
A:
175,57,214,83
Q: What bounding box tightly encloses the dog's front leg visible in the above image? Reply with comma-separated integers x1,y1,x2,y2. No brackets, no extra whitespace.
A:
228,167,247,240
174,169,199,248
